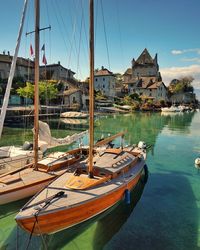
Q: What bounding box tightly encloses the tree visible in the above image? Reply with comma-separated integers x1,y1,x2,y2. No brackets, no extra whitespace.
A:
168,76,194,94
129,93,141,102
17,81,58,104
17,82,34,99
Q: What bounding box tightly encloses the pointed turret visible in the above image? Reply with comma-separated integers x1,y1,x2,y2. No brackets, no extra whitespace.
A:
136,48,154,64
154,53,157,64
132,58,135,67
153,53,159,71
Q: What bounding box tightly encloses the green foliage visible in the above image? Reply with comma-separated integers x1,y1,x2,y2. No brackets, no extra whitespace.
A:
17,81,58,102
95,90,106,100
147,99,153,106
159,99,166,107
169,76,194,94
123,96,132,105
17,82,34,99
39,81,58,102
129,93,141,102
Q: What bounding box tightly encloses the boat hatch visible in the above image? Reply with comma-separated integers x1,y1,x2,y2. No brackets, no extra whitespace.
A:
65,174,110,190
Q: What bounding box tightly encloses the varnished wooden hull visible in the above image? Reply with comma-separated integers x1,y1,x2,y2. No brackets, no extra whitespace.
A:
16,170,142,235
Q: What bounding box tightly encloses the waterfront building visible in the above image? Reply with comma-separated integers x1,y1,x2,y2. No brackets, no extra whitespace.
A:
170,92,196,104
57,88,82,109
94,66,116,99
40,62,75,83
123,48,168,101
0,52,34,80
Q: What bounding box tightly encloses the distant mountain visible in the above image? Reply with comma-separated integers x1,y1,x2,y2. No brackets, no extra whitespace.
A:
194,89,200,101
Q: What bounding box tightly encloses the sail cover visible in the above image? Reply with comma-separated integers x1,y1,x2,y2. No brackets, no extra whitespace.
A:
38,121,88,149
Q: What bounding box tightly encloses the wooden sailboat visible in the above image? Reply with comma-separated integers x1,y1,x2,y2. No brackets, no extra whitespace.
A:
15,0,148,235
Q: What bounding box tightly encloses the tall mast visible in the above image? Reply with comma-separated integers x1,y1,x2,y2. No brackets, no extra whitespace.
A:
88,0,94,178
34,0,40,169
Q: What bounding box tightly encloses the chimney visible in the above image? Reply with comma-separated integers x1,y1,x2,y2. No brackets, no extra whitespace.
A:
3,50,5,55
58,61,60,65
8,51,10,56
101,66,104,70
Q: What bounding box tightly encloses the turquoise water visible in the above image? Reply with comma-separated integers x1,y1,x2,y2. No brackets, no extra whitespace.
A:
0,111,200,249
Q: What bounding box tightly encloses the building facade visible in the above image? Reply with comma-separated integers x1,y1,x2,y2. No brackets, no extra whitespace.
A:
0,52,34,80
123,49,168,101
40,62,75,82
94,66,116,98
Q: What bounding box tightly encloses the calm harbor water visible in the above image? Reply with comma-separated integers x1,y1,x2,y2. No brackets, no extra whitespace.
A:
0,111,200,250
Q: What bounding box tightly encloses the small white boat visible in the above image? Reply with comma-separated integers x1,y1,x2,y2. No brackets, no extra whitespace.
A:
161,106,180,113
60,112,89,119
60,118,87,125
113,104,132,111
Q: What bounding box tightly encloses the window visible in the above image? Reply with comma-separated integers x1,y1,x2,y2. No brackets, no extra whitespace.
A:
103,78,105,81
96,78,98,81
103,85,105,88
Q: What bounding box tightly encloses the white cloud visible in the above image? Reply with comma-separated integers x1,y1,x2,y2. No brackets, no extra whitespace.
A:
181,57,200,63
171,48,200,55
160,64,200,88
171,50,183,55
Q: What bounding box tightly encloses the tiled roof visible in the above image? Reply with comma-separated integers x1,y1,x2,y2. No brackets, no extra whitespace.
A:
40,63,75,74
124,68,132,75
95,67,113,76
135,48,154,64
0,54,34,67
124,76,164,90
58,88,81,96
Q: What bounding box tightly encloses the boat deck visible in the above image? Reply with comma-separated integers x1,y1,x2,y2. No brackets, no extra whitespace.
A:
18,151,144,217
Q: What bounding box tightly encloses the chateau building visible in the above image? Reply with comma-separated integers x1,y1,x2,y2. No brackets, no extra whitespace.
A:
123,48,168,101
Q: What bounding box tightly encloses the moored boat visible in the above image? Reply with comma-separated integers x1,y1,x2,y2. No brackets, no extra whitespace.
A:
0,148,87,205
15,145,146,235
161,105,180,112
60,111,89,119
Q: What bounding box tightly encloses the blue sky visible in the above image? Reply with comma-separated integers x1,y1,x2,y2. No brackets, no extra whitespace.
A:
0,0,200,89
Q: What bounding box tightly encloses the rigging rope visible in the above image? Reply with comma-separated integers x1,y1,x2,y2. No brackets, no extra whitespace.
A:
76,7,84,79
100,0,111,70
116,0,124,64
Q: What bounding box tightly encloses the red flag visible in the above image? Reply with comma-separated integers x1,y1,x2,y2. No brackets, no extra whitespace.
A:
30,44,34,56
42,54,47,65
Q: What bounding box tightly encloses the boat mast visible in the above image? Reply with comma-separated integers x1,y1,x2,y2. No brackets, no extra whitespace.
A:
88,0,94,178
34,0,40,169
